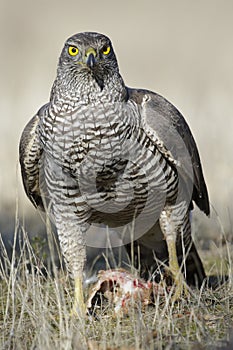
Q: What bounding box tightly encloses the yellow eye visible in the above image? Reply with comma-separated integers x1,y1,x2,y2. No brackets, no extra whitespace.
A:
68,46,79,56
102,45,111,55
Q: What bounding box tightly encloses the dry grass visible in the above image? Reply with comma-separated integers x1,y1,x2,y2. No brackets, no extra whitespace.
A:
0,221,232,350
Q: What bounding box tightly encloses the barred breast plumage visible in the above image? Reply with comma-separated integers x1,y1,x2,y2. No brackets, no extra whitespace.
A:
19,32,209,314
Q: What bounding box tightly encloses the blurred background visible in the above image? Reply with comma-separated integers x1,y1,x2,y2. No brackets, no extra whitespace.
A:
0,0,232,253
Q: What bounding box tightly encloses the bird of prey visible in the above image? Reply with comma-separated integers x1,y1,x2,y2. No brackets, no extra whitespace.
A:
19,32,209,314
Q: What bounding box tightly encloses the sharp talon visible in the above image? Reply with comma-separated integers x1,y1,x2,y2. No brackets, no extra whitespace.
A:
171,272,189,302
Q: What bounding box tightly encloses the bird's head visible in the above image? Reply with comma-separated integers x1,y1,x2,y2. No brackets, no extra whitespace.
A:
55,32,124,97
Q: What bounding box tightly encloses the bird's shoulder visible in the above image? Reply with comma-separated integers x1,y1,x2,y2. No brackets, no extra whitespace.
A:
128,88,189,132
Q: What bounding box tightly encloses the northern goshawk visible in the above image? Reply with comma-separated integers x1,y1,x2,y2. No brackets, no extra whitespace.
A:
19,32,209,314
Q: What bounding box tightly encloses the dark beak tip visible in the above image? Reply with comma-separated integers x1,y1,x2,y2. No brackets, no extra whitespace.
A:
86,53,96,68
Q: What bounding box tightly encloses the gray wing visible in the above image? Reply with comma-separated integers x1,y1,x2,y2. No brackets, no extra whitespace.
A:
128,88,210,216
19,105,47,211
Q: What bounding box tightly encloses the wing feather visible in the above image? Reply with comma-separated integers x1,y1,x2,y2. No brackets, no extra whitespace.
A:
19,107,46,211
128,88,210,215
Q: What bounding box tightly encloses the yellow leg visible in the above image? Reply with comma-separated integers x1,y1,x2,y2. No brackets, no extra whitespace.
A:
71,276,86,317
166,238,189,302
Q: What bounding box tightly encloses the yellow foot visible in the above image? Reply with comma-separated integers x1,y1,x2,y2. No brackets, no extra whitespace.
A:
171,271,189,303
71,276,86,317
163,234,190,302
163,266,189,302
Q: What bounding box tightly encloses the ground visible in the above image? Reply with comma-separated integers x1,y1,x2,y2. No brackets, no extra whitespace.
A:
0,226,232,350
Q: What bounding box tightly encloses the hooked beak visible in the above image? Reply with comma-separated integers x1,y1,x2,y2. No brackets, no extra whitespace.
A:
85,47,97,68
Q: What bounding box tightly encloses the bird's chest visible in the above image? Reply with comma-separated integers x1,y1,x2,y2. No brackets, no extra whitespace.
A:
40,101,134,175
40,101,176,225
